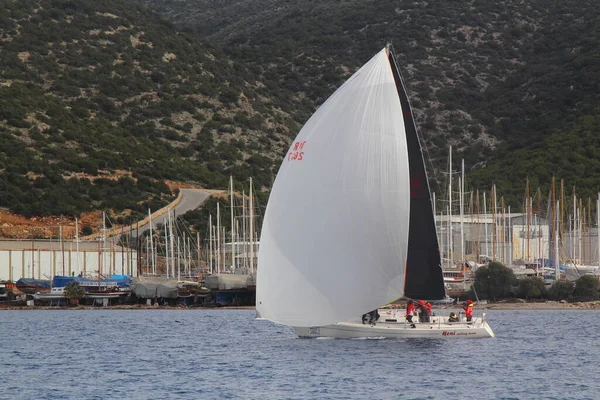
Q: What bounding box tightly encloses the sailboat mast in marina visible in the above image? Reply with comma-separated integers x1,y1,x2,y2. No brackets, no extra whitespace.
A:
257,45,493,339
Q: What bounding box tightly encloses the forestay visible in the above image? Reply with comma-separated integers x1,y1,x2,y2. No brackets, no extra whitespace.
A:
257,48,411,327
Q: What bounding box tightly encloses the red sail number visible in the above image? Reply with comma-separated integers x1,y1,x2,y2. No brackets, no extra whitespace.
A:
288,141,307,161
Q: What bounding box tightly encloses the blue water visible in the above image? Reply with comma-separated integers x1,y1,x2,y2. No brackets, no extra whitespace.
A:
1,309,599,400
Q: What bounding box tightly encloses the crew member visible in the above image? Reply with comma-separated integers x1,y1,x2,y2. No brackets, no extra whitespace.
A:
405,300,416,328
462,299,474,322
448,312,459,322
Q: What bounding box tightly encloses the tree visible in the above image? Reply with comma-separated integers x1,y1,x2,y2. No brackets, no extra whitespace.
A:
573,275,600,300
64,282,85,305
516,277,547,300
547,280,574,301
472,261,517,302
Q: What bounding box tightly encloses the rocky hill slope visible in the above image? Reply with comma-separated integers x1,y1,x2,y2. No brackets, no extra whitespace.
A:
0,0,297,227
136,0,600,204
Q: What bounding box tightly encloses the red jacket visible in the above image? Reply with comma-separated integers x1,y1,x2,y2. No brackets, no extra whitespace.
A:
406,303,415,316
463,303,473,317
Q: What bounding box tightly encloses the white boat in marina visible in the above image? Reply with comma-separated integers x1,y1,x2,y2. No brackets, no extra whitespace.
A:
563,264,600,281
256,45,494,339
33,287,66,301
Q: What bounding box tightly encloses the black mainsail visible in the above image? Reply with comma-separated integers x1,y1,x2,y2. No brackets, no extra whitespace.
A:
387,47,446,300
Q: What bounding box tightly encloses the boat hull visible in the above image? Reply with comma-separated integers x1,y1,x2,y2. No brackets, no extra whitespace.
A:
294,315,494,339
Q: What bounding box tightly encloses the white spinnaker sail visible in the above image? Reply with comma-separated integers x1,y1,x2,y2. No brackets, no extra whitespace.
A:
256,48,410,327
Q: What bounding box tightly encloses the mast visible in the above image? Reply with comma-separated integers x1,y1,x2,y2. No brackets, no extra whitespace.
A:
208,214,213,274
177,236,181,281
217,202,221,274
197,232,201,274
249,178,254,275
508,205,512,265
491,185,496,261
501,198,506,263
579,197,583,264
460,159,465,269
187,236,191,276
145,235,149,275
470,191,474,262
31,238,35,278
242,190,247,271
551,177,556,264
573,189,577,264
149,209,155,275
555,200,560,279
561,179,565,253
588,197,591,265
169,209,175,278
75,217,80,273
60,225,65,276
537,188,542,268
476,189,480,262
525,180,530,262
230,176,236,271
483,192,488,258
448,145,453,268
165,217,170,278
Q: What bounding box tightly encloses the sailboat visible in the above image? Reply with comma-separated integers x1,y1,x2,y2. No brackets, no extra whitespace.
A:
256,45,494,339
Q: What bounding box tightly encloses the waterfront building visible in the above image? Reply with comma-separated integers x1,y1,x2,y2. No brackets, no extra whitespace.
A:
0,240,138,282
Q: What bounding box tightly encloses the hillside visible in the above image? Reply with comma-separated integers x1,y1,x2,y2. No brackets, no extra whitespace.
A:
0,0,297,228
1,0,600,235
135,0,600,201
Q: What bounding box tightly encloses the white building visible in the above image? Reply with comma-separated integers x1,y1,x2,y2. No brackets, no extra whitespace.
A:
434,213,600,266
0,240,138,282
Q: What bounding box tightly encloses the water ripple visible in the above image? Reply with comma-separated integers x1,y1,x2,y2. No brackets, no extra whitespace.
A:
1,309,600,399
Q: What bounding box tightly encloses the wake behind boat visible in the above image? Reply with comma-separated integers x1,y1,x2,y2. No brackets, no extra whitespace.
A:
256,45,494,339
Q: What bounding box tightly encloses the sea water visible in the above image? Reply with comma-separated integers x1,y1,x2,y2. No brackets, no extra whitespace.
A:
1,309,599,400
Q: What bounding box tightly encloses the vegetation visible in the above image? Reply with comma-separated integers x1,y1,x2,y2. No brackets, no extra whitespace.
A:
572,275,600,301
472,261,517,302
136,0,600,202
468,113,600,208
2,0,600,228
0,0,295,221
516,277,547,300
547,280,574,301
472,264,600,302
64,281,85,302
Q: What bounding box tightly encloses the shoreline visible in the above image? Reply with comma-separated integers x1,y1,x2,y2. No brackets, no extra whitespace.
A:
0,304,256,311
2,301,600,311
442,300,600,310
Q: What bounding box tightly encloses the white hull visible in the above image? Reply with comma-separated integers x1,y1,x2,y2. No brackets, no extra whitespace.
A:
33,294,66,301
294,315,494,339
85,293,122,300
33,288,66,301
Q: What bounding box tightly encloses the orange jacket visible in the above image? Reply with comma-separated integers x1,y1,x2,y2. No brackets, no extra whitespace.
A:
463,303,473,317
